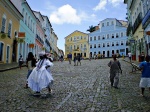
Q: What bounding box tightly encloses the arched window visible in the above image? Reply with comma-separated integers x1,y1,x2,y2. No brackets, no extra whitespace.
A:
94,44,96,48
94,36,96,40
107,43,109,47
98,36,100,40
90,45,92,48
1,14,6,33
8,20,12,37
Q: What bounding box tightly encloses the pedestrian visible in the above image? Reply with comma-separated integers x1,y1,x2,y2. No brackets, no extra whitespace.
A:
67,53,72,64
108,54,122,89
77,54,81,66
140,52,145,62
89,53,91,61
73,54,77,66
128,51,132,62
27,51,54,95
139,55,150,97
18,55,23,69
24,52,36,88
60,55,63,62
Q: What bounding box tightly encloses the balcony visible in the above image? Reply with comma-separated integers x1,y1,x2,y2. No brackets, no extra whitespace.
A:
36,34,44,45
126,23,132,36
142,9,150,28
45,39,51,47
132,12,142,34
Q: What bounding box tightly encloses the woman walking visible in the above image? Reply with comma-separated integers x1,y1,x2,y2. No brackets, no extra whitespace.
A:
27,52,54,95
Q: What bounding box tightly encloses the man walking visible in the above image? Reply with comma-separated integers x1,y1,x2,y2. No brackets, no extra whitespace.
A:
67,53,72,64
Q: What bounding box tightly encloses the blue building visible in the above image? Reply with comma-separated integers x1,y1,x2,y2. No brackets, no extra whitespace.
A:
89,18,129,58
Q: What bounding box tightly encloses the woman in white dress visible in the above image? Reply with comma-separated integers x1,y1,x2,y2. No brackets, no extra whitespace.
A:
27,52,54,94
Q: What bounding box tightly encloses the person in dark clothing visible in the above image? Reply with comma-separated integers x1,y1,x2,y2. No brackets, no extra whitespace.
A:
24,52,36,88
77,54,81,66
73,55,77,66
140,52,145,62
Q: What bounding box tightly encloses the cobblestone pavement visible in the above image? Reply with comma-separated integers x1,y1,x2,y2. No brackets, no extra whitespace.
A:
0,58,150,112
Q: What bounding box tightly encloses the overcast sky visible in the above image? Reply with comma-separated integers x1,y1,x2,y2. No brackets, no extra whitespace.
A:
26,0,127,51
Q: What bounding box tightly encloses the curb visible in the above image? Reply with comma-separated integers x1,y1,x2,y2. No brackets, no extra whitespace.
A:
0,65,26,72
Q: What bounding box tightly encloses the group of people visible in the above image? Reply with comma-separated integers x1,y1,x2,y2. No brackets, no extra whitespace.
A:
108,53,150,97
67,53,82,66
24,51,54,95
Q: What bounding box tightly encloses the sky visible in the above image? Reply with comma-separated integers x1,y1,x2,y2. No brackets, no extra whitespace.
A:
26,0,127,52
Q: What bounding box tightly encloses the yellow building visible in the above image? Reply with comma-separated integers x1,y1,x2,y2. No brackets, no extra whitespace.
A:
65,30,89,60
0,0,23,63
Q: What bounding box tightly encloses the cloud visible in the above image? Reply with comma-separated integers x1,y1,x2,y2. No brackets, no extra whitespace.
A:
50,4,82,24
93,0,123,11
93,0,107,11
108,0,124,6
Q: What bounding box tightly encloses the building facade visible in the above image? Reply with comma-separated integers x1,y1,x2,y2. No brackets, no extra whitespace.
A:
42,15,52,53
89,18,128,58
65,30,89,60
33,11,45,57
0,0,22,63
124,0,145,61
141,0,150,55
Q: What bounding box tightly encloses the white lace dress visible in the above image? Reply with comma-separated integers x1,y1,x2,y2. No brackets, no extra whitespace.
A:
27,59,54,92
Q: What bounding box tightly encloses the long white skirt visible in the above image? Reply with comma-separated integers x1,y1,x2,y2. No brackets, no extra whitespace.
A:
27,66,54,92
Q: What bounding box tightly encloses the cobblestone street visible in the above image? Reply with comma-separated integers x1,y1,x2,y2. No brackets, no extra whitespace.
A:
0,58,150,112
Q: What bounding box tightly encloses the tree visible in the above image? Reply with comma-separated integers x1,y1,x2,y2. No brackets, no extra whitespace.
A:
87,25,95,33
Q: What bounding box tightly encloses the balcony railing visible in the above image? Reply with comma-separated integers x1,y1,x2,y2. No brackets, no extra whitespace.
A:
142,9,150,28
45,39,51,47
126,23,132,36
132,12,142,33
36,34,44,45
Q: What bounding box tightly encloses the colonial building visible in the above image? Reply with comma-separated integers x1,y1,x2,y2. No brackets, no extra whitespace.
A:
124,0,144,61
0,0,23,63
89,18,128,58
33,11,45,57
11,0,37,61
65,30,89,60
141,0,150,55
42,15,52,53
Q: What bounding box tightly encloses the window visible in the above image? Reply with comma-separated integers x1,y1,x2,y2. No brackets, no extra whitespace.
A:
74,45,76,49
103,43,105,47
102,23,104,27
84,53,86,57
1,16,6,33
107,22,109,26
90,45,92,48
31,20,32,30
98,36,100,40
112,42,114,46
84,44,86,48
94,36,96,40
81,44,82,48
8,21,12,37
22,9,25,22
28,16,30,27
116,42,119,46
71,37,72,41
121,41,123,45
25,13,27,25
107,34,109,39
90,37,92,41
98,51,100,54
102,35,105,39
121,32,123,37
111,21,114,25
81,36,82,39
98,44,100,48
112,34,114,38
94,44,96,48
116,33,119,38
107,43,109,47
